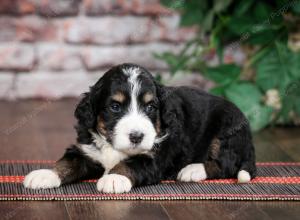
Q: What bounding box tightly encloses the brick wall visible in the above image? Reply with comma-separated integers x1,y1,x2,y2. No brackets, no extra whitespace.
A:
0,0,199,99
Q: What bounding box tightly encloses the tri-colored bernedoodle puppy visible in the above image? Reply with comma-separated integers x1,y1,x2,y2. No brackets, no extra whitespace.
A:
24,63,256,193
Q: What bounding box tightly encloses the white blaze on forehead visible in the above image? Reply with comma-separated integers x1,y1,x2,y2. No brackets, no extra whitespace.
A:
123,66,141,113
112,66,157,152
123,66,140,77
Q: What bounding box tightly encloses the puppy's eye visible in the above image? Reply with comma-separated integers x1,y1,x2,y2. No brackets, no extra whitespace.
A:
110,103,121,113
145,104,156,113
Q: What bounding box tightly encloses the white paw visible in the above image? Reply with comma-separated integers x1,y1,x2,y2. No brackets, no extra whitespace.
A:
97,174,132,193
177,163,207,182
23,169,61,189
237,170,251,183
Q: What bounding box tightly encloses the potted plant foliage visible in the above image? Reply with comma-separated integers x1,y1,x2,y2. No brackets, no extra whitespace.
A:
156,0,300,131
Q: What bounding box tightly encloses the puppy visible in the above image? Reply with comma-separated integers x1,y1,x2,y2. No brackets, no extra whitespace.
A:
24,63,256,193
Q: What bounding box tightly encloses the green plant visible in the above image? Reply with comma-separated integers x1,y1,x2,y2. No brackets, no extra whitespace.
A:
157,0,300,131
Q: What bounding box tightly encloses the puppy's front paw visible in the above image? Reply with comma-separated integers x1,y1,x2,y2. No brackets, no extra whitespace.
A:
23,169,61,189
97,174,132,193
177,163,207,182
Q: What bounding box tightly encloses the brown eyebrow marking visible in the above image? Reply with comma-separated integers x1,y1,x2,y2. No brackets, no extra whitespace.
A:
112,92,126,103
143,92,154,103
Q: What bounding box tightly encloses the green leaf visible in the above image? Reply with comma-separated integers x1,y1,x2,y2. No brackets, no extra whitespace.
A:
224,82,262,112
291,1,300,14
288,52,300,79
227,16,255,35
234,0,254,17
280,97,294,122
154,50,191,76
254,2,272,20
205,64,241,86
155,73,162,82
153,52,177,66
255,42,300,93
160,0,185,9
281,81,300,119
160,0,210,26
180,11,204,26
210,86,225,96
202,9,215,31
211,33,223,63
224,82,272,131
247,105,273,131
179,0,208,26
248,30,276,45
213,0,232,12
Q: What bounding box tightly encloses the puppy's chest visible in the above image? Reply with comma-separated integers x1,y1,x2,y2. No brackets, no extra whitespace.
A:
80,142,128,174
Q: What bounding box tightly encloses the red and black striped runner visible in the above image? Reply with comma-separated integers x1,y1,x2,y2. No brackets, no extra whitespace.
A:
0,161,299,201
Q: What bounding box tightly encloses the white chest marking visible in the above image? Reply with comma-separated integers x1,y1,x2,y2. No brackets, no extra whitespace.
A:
80,133,128,173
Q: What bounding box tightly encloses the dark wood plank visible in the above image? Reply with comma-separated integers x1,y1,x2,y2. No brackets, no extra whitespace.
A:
253,129,294,162
162,201,274,220
161,201,230,220
266,128,300,161
36,99,78,160
256,201,300,220
0,201,69,220
0,99,78,160
65,201,170,220
0,100,49,160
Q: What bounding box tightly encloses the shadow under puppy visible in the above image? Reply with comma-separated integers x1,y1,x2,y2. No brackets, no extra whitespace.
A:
24,63,256,193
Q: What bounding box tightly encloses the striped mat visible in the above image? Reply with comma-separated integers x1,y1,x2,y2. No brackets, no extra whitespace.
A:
0,161,299,201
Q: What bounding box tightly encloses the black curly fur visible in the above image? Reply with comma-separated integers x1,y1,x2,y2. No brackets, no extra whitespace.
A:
56,63,256,186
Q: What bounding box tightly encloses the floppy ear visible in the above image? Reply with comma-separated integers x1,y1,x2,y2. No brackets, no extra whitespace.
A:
155,82,183,138
154,81,167,103
75,92,95,128
74,91,96,144
74,78,104,144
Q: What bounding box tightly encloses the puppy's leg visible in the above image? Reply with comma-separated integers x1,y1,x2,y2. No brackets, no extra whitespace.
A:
23,169,61,189
24,145,105,189
219,130,256,183
205,130,256,183
97,154,160,193
177,138,221,182
177,163,207,182
237,142,256,183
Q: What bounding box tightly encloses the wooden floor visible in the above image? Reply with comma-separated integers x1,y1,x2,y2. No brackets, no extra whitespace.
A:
0,99,299,220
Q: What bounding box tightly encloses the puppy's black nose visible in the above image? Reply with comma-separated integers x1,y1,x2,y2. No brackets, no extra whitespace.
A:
129,132,144,144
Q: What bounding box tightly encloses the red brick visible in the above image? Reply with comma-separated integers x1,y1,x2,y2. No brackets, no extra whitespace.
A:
156,15,197,42
80,43,183,70
0,0,80,16
37,44,83,71
16,16,59,42
0,43,36,71
84,0,173,16
0,0,35,15
131,0,173,15
14,71,104,99
0,16,59,42
31,0,80,17
64,17,155,44
0,73,14,99
0,17,16,41
64,16,196,45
